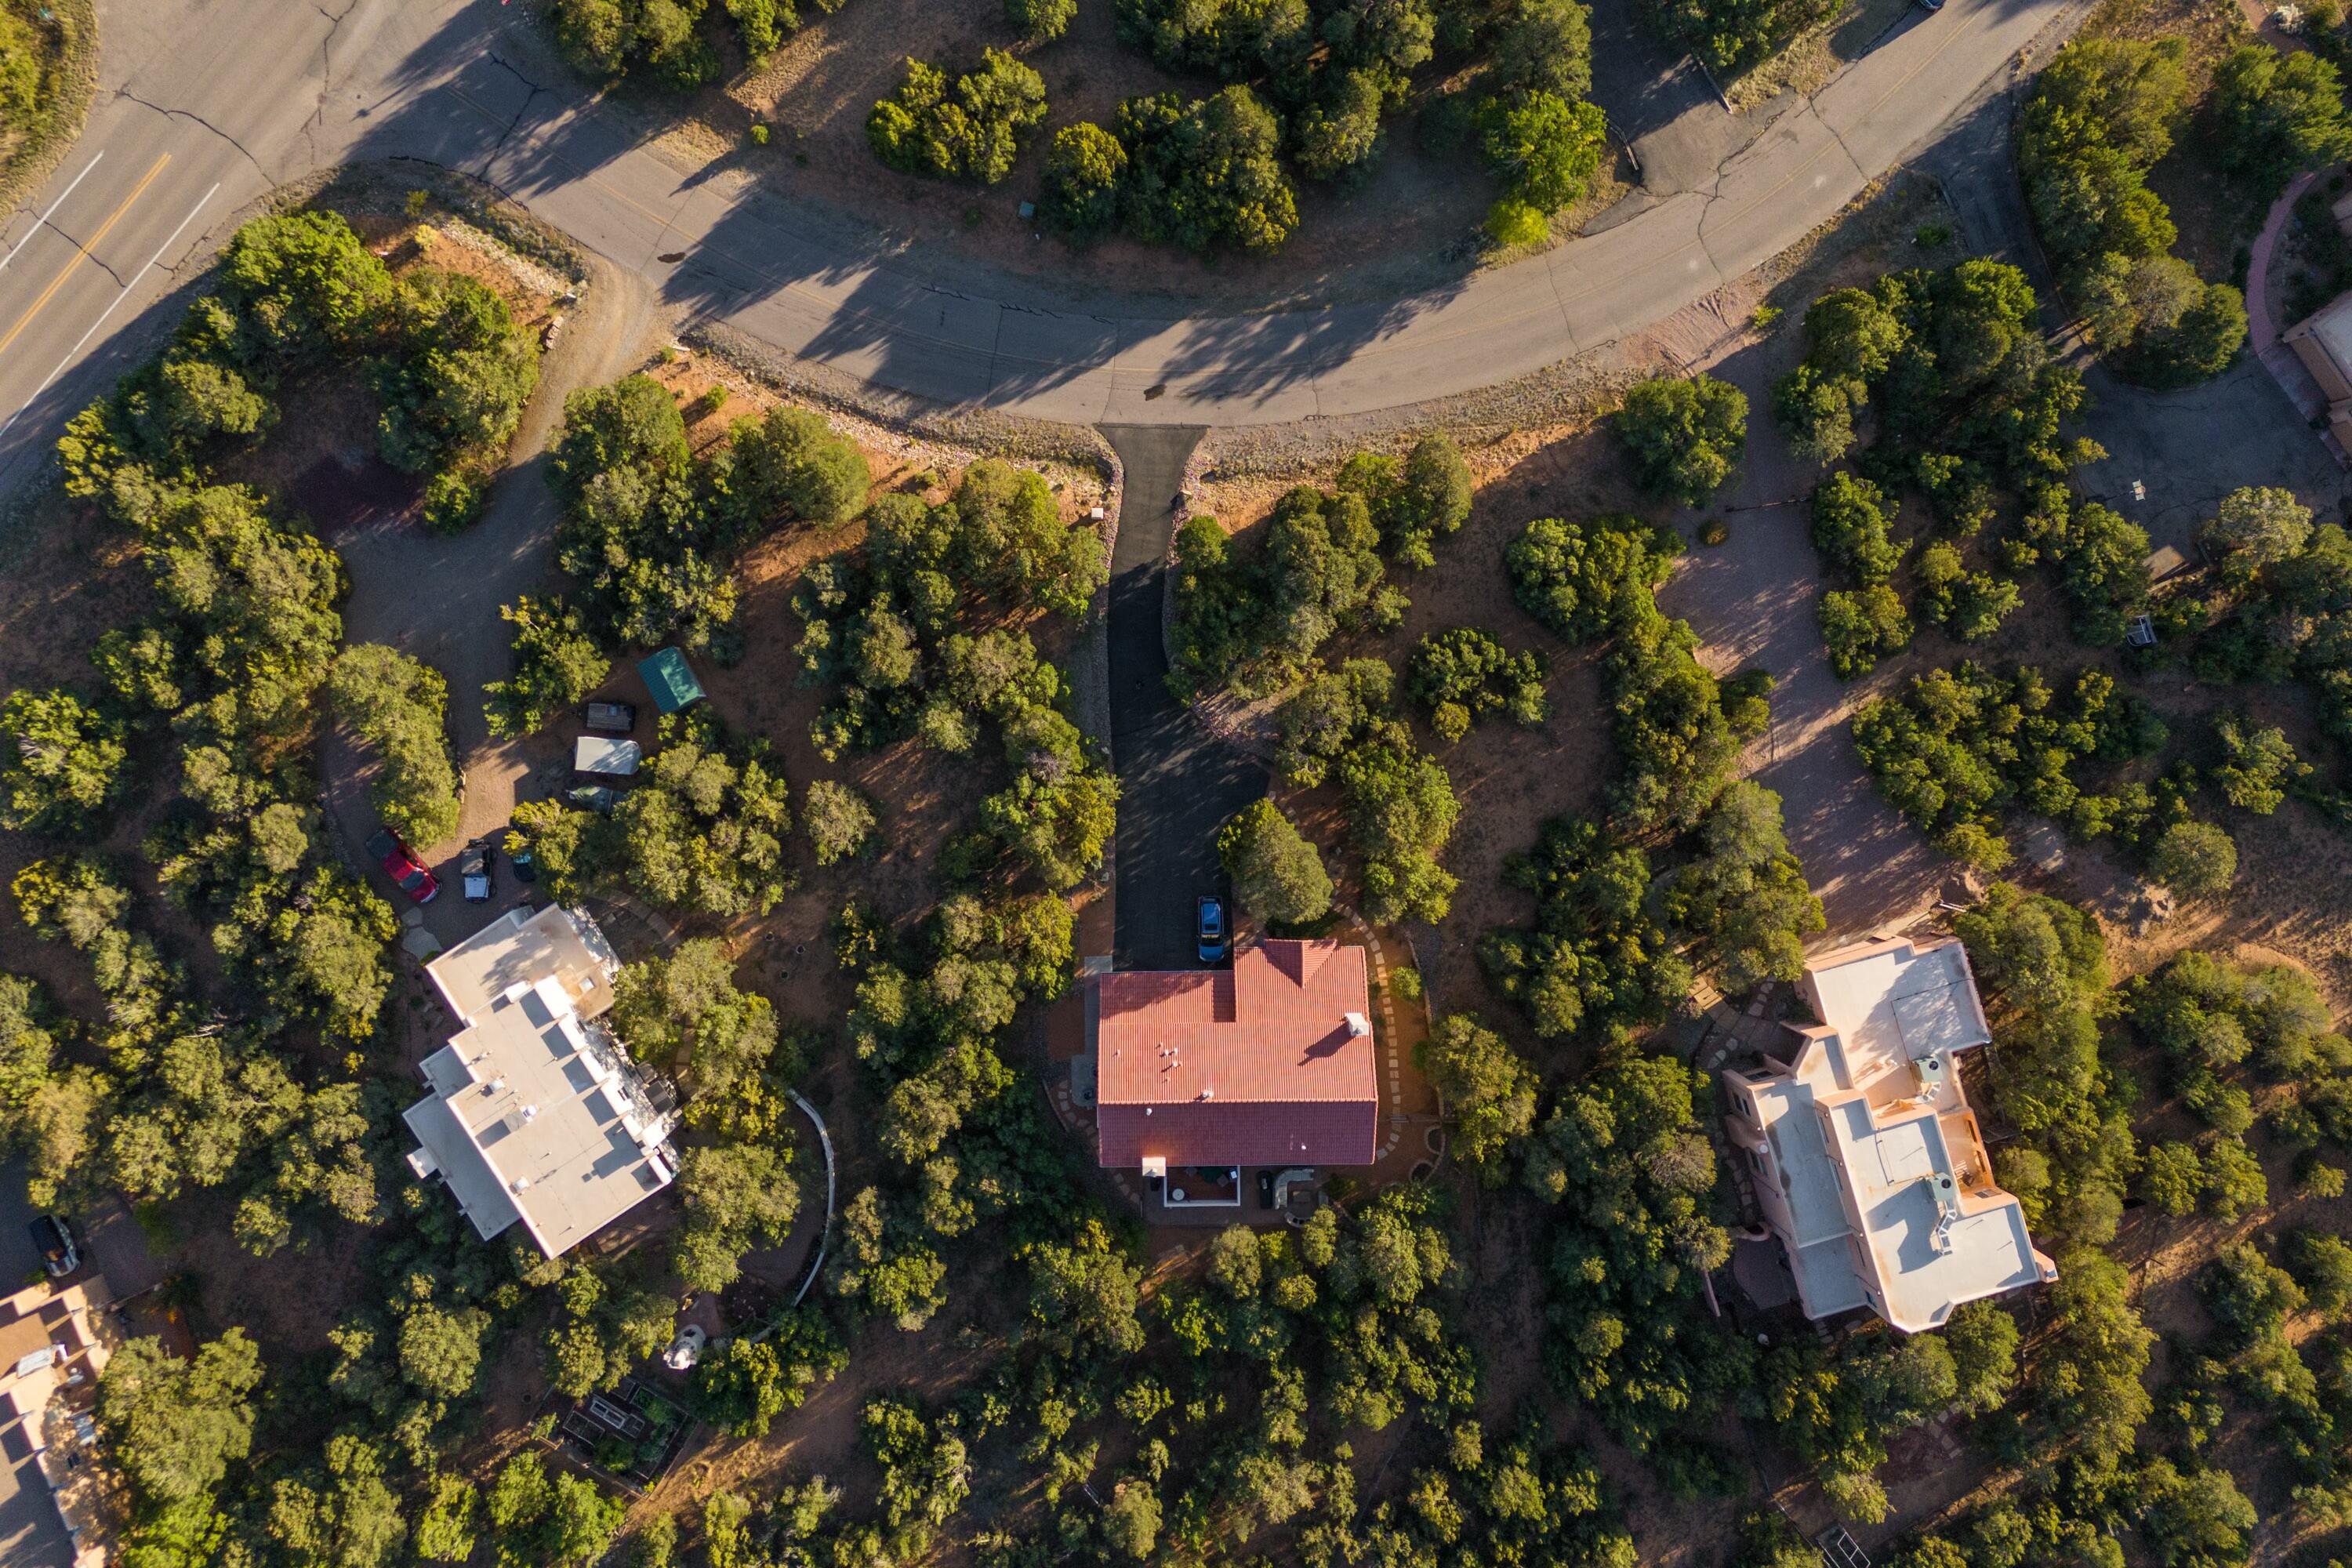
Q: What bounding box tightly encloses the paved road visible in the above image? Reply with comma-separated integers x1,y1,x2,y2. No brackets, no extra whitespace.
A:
1100,426,1264,971
0,0,2076,478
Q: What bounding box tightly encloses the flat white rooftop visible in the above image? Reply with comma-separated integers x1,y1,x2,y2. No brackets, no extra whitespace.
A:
1726,935,2053,1333
404,906,673,1256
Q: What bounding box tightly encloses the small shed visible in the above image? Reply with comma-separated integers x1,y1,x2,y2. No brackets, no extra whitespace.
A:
575,737,643,778
637,648,706,715
2146,543,2191,583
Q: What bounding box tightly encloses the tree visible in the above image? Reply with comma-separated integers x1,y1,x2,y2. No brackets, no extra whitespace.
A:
96,1329,265,1508
1406,626,1548,736
219,210,394,356
1481,90,1606,216
2213,45,2352,181
397,1305,485,1401
675,1141,801,1294
868,52,1049,184
2203,485,2313,567
691,1312,848,1438
1417,1014,1538,1180
332,644,460,848
1006,0,1076,41
2151,820,2237,897
724,405,872,532
1662,781,1824,991
1042,122,1128,240
2142,1139,2204,1215
1818,586,1911,678
1491,0,1595,98
1022,1218,1145,1356
373,269,540,472
1117,88,1298,253
1916,541,2018,641
485,596,608,739
414,1475,478,1563
0,688,126,833
1613,375,1748,505
2212,711,2307,814
1810,471,1905,585
1218,798,1334,925
804,779,878,865
1943,1300,2020,1416
2136,1458,2256,1568
2034,1248,2153,1464
1335,434,1474,569
1505,516,1677,643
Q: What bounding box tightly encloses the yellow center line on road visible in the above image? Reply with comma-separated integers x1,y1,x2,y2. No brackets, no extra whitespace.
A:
0,153,172,361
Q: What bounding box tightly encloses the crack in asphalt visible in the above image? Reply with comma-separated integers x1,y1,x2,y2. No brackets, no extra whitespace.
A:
114,89,272,182
307,0,364,141
474,51,551,178
27,223,129,289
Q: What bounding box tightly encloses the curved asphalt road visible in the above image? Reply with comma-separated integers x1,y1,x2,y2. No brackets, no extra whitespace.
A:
0,0,2074,482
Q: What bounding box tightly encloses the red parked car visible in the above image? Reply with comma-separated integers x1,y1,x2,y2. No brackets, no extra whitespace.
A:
365,826,438,904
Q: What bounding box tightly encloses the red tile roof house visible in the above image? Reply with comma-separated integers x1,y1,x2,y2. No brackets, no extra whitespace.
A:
1094,939,1379,1209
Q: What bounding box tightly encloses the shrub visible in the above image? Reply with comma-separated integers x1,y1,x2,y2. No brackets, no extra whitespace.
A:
420,470,485,534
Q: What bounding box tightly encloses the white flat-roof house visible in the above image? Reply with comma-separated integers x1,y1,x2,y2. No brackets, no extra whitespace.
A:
1722,935,2057,1333
402,906,678,1257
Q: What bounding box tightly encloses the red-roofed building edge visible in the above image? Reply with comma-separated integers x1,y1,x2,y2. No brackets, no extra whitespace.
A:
1093,940,1379,1173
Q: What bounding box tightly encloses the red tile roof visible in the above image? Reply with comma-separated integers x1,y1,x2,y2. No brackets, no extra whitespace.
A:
1094,940,1378,1169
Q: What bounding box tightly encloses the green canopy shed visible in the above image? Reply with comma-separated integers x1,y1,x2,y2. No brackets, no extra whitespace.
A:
637,648,706,714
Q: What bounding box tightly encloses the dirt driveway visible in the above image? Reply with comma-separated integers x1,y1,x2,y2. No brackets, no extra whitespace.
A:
322,257,664,949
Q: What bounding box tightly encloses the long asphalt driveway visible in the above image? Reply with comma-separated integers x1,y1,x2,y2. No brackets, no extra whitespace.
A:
1102,426,1265,971
0,0,2082,485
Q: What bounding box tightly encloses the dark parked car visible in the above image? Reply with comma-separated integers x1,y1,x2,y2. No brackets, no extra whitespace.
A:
29,1215,77,1277
510,840,538,883
365,826,437,903
460,839,494,902
585,700,637,734
568,784,621,814
1196,896,1227,964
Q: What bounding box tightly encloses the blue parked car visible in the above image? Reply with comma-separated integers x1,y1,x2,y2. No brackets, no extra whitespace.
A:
1197,896,1227,964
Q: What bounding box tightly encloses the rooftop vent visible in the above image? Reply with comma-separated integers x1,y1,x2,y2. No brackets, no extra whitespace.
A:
1344,1011,1370,1037
510,1176,531,1193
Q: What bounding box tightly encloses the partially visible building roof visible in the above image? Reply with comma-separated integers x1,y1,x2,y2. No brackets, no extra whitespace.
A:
574,736,642,777
1094,941,1378,1169
405,906,673,1256
426,903,619,1025
637,648,706,714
